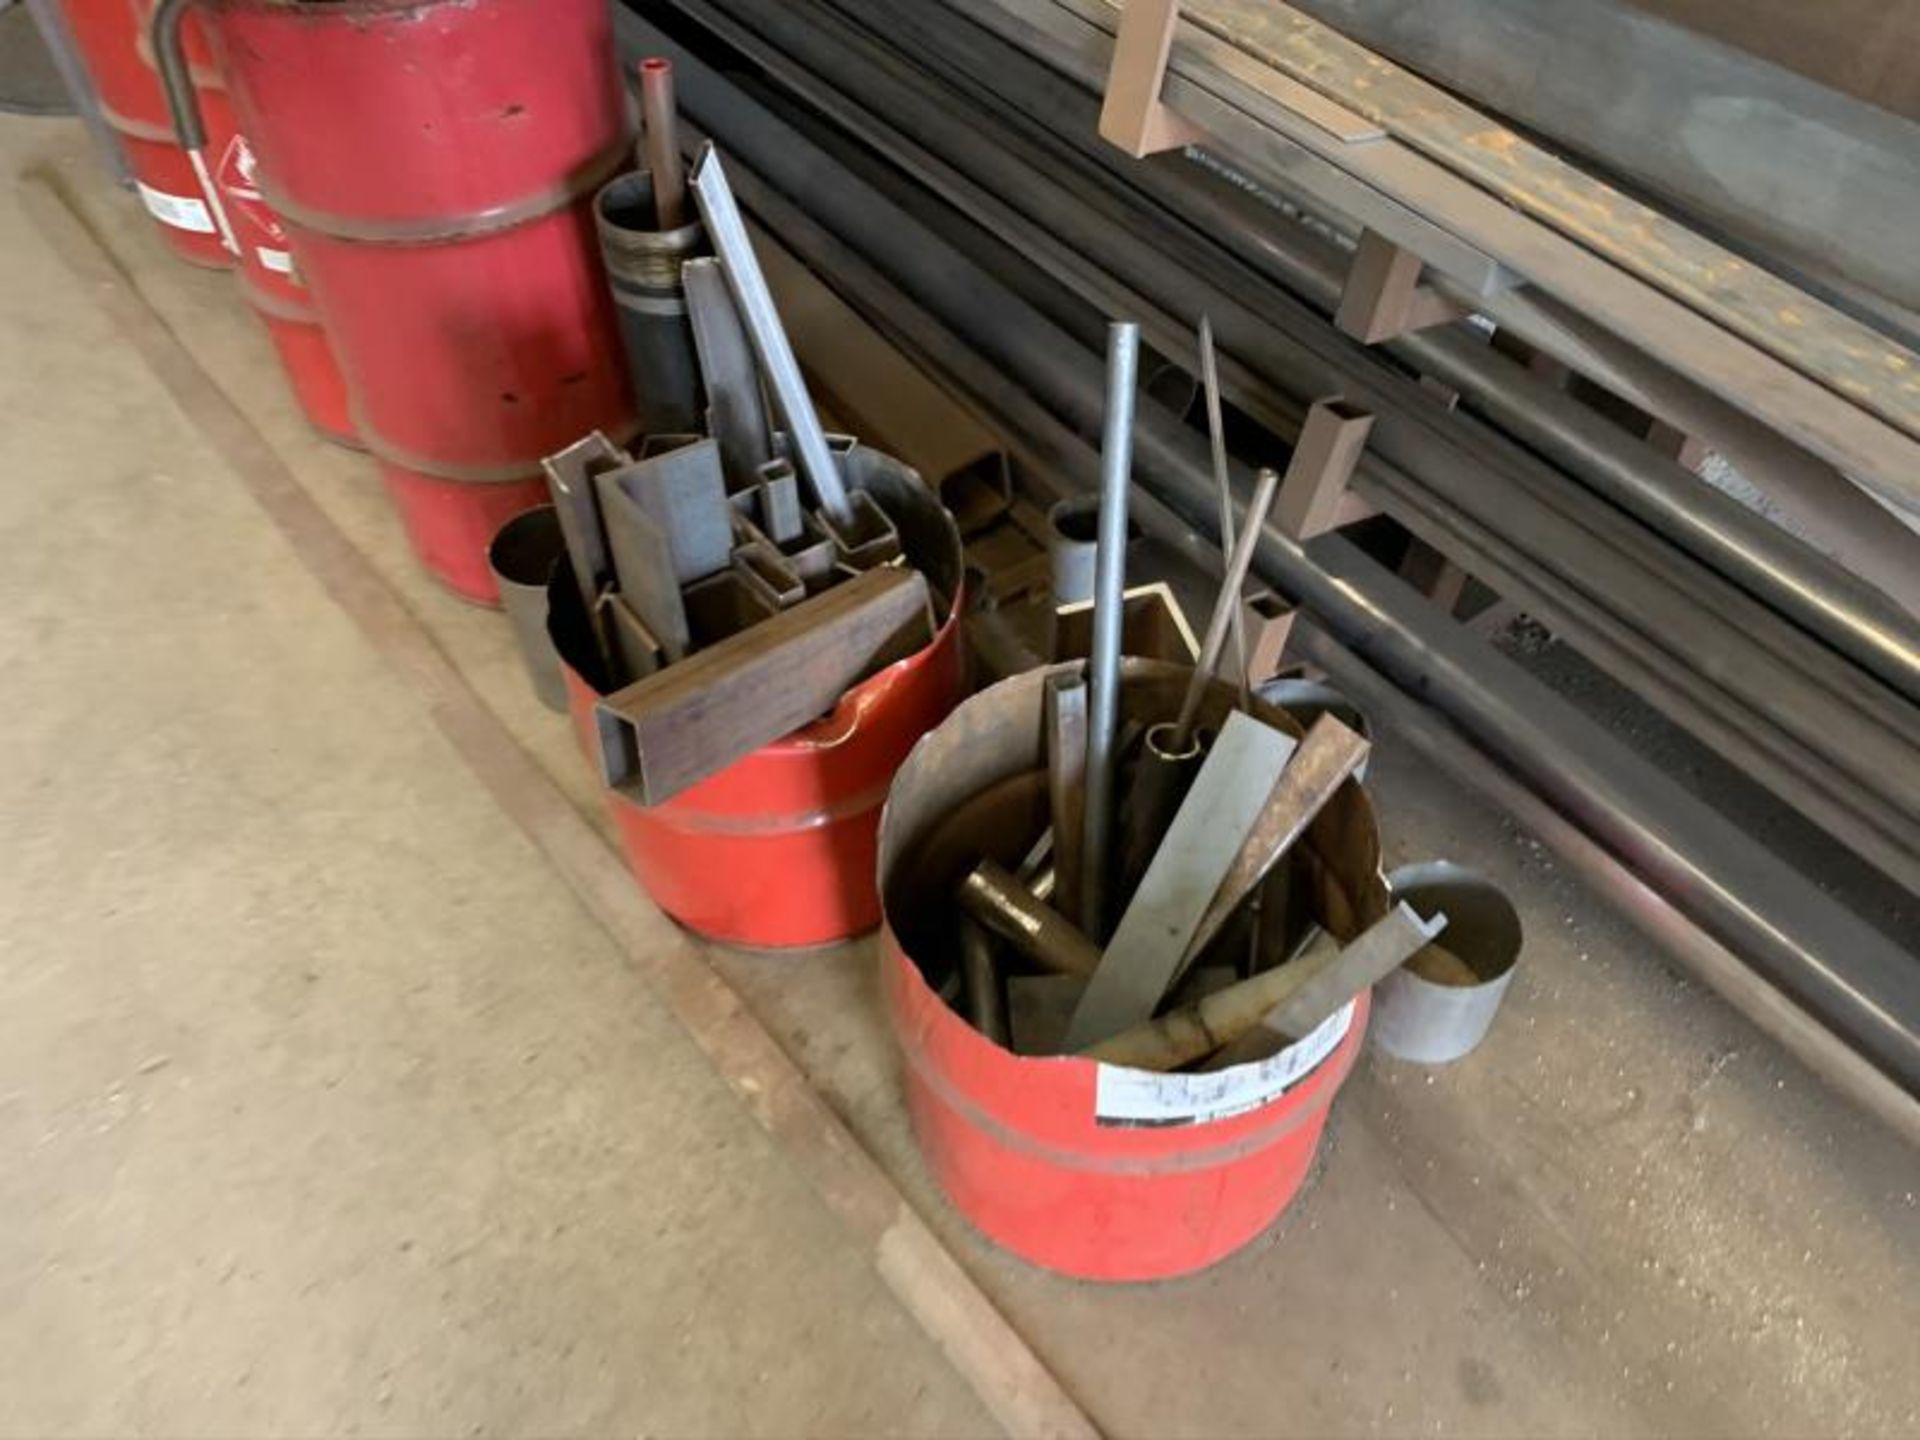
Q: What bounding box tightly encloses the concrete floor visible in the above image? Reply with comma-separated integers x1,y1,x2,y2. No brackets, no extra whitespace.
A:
2,115,1918,1437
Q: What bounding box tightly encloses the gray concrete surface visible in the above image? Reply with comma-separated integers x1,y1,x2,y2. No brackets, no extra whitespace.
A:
3,112,1919,1439
0,120,992,1438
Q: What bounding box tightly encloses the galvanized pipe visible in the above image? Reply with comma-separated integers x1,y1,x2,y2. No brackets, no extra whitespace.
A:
687,144,853,525
613,11,1920,1104
1082,320,1139,939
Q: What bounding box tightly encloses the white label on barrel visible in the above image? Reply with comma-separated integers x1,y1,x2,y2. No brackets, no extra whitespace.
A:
137,182,216,234
256,247,294,275
1093,1000,1355,1128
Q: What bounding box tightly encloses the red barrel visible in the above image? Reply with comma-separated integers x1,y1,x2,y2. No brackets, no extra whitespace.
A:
210,126,360,448
876,662,1389,1281
551,453,967,948
61,0,233,268
202,0,637,603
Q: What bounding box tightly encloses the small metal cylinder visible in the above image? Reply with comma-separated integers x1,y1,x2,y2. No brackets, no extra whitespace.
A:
1047,494,1101,609
488,506,571,712
1373,862,1522,1065
594,169,706,434
1082,320,1139,939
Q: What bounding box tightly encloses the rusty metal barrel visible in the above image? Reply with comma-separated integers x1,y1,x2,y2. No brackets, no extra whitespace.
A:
159,0,638,603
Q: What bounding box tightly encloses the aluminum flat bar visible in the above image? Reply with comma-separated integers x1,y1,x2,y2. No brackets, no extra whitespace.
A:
1064,710,1296,1050
688,144,854,525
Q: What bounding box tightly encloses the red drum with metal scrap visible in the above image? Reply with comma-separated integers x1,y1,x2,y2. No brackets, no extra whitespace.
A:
548,453,967,950
876,662,1387,1281
196,0,636,602
59,0,233,268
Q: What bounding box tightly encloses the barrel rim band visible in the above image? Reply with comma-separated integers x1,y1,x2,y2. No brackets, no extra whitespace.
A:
893,979,1362,1175
353,404,643,485
610,290,691,318
262,131,633,246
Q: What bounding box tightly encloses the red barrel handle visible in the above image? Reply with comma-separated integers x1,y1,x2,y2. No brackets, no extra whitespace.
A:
150,0,208,150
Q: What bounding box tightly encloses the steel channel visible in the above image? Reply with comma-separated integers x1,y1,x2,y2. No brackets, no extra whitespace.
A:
613,7,1920,1102
659,0,1920,863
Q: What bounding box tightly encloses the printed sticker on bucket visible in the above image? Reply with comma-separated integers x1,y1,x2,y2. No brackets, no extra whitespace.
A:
1094,1001,1356,1128
137,183,215,234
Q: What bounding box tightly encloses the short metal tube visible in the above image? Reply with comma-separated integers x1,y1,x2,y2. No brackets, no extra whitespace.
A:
688,144,853,525
1081,320,1139,938
488,506,571,713
957,860,1103,979
638,58,687,230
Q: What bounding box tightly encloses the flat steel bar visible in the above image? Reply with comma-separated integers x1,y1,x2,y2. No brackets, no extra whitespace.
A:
688,144,854,524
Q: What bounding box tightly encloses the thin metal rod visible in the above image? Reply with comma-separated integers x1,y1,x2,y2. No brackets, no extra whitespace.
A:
639,58,688,229
687,144,853,524
1081,320,1139,940
1170,463,1281,747
1198,315,1249,705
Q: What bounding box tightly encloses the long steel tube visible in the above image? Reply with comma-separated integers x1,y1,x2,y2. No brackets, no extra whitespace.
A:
1082,321,1139,938
659,0,1920,885
910,0,1920,661
754,0,1920,740
613,6,1920,1101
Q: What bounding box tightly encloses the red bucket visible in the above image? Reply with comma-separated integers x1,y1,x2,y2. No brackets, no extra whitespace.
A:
550,449,967,948
244,279,358,449
876,661,1389,1281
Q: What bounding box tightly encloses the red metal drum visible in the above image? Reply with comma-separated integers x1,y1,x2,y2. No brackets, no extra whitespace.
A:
381,466,551,606
61,0,233,268
202,0,637,603
876,662,1390,1281
549,451,968,949
206,126,360,448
